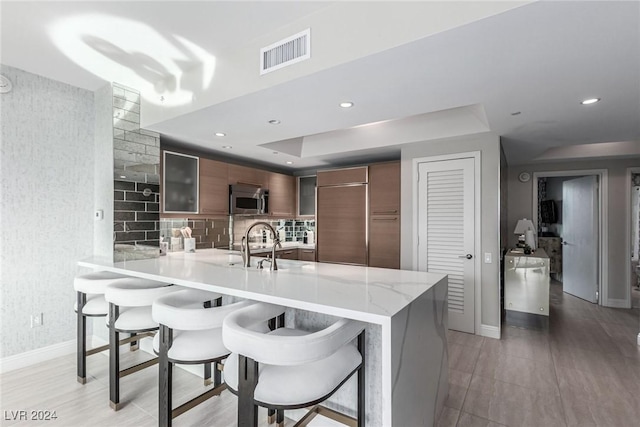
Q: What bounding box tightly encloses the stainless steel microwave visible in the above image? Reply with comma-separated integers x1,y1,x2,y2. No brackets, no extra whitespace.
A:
229,184,269,215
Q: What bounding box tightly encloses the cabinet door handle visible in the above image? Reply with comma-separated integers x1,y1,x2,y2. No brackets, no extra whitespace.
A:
237,181,261,187
373,210,398,214
372,217,398,221
458,254,473,259
302,250,314,253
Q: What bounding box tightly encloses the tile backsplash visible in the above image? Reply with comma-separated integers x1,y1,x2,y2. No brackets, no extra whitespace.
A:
159,217,316,251
114,180,160,246
231,217,316,247
160,218,230,251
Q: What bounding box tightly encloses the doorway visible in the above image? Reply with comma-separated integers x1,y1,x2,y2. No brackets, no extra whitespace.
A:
626,167,640,311
532,170,609,306
415,153,481,334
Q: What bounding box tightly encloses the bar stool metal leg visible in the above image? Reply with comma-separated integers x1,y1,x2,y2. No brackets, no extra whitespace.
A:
159,324,173,427
76,291,87,384
357,331,365,427
238,355,259,427
130,332,139,351
109,303,120,410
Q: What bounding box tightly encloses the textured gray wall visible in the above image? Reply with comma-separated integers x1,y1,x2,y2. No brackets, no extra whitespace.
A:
0,65,96,357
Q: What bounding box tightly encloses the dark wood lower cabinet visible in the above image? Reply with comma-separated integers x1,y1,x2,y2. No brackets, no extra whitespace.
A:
298,249,316,262
369,216,400,269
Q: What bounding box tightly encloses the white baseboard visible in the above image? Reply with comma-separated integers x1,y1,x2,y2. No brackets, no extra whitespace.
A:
0,339,76,374
605,298,631,309
480,324,501,339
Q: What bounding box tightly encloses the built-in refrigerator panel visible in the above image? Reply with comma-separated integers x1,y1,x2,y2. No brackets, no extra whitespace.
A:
316,184,367,265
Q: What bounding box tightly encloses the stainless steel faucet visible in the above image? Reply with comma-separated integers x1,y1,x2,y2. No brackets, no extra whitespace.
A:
241,221,282,270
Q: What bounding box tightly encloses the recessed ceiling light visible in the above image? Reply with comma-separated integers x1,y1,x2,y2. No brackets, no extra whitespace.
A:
268,119,281,125
339,101,354,108
222,145,232,149
214,132,226,137
581,98,600,105
285,161,293,165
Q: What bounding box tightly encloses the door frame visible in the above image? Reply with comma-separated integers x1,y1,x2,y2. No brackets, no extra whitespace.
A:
625,167,640,310
412,151,483,335
532,169,609,306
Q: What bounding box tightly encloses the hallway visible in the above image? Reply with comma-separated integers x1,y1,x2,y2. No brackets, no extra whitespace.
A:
440,281,640,427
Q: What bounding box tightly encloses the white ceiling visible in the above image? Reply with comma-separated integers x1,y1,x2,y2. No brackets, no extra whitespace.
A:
2,1,639,169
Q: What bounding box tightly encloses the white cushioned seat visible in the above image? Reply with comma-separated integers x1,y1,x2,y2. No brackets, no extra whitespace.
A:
104,278,178,332
222,302,366,423
74,271,130,294
152,328,229,362
152,289,255,423
74,271,141,385
104,278,175,307
104,278,180,410
224,328,362,406
152,289,252,362
74,294,108,316
108,306,157,331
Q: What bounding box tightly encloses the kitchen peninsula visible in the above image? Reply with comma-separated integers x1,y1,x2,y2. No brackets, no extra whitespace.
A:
79,249,448,426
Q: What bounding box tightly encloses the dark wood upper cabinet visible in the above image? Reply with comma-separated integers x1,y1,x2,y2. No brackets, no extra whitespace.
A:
199,158,229,215
268,172,296,217
317,166,367,187
369,161,400,215
228,164,267,188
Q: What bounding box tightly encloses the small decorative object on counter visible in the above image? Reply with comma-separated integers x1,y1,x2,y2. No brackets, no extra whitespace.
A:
159,237,168,256
170,237,182,251
184,238,196,253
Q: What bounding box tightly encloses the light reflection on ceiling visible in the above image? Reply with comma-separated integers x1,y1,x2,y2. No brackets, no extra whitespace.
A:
49,14,215,107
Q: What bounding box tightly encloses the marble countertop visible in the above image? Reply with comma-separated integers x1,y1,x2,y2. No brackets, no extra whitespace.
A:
79,249,446,325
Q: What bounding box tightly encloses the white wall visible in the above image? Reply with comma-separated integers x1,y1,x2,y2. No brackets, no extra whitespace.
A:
400,132,501,331
0,65,97,357
94,83,114,258
508,159,640,304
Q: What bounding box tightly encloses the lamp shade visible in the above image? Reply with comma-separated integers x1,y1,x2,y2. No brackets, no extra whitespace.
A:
514,218,535,235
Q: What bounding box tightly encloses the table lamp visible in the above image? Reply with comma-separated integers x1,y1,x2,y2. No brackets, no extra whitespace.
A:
514,218,536,250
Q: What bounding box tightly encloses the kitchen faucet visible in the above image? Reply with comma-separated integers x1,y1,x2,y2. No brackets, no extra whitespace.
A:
241,222,282,270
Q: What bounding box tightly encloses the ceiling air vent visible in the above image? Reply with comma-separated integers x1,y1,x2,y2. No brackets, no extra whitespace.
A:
260,28,310,75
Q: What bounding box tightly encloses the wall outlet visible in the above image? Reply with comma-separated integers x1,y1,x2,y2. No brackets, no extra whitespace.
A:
94,209,104,220
484,252,492,264
30,312,43,328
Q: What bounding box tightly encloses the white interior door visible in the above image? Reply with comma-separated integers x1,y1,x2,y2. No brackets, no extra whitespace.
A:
562,176,599,303
418,158,475,333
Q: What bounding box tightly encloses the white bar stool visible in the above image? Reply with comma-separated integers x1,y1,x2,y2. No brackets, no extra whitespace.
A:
74,271,132,384
223,302,366,427
152,289,254,427
104,278,178,410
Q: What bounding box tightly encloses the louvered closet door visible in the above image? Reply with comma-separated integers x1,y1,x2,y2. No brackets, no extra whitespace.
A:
418,158,475,333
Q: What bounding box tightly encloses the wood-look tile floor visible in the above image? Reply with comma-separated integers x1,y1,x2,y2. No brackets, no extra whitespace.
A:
1,280,638,427
438,281,640,427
